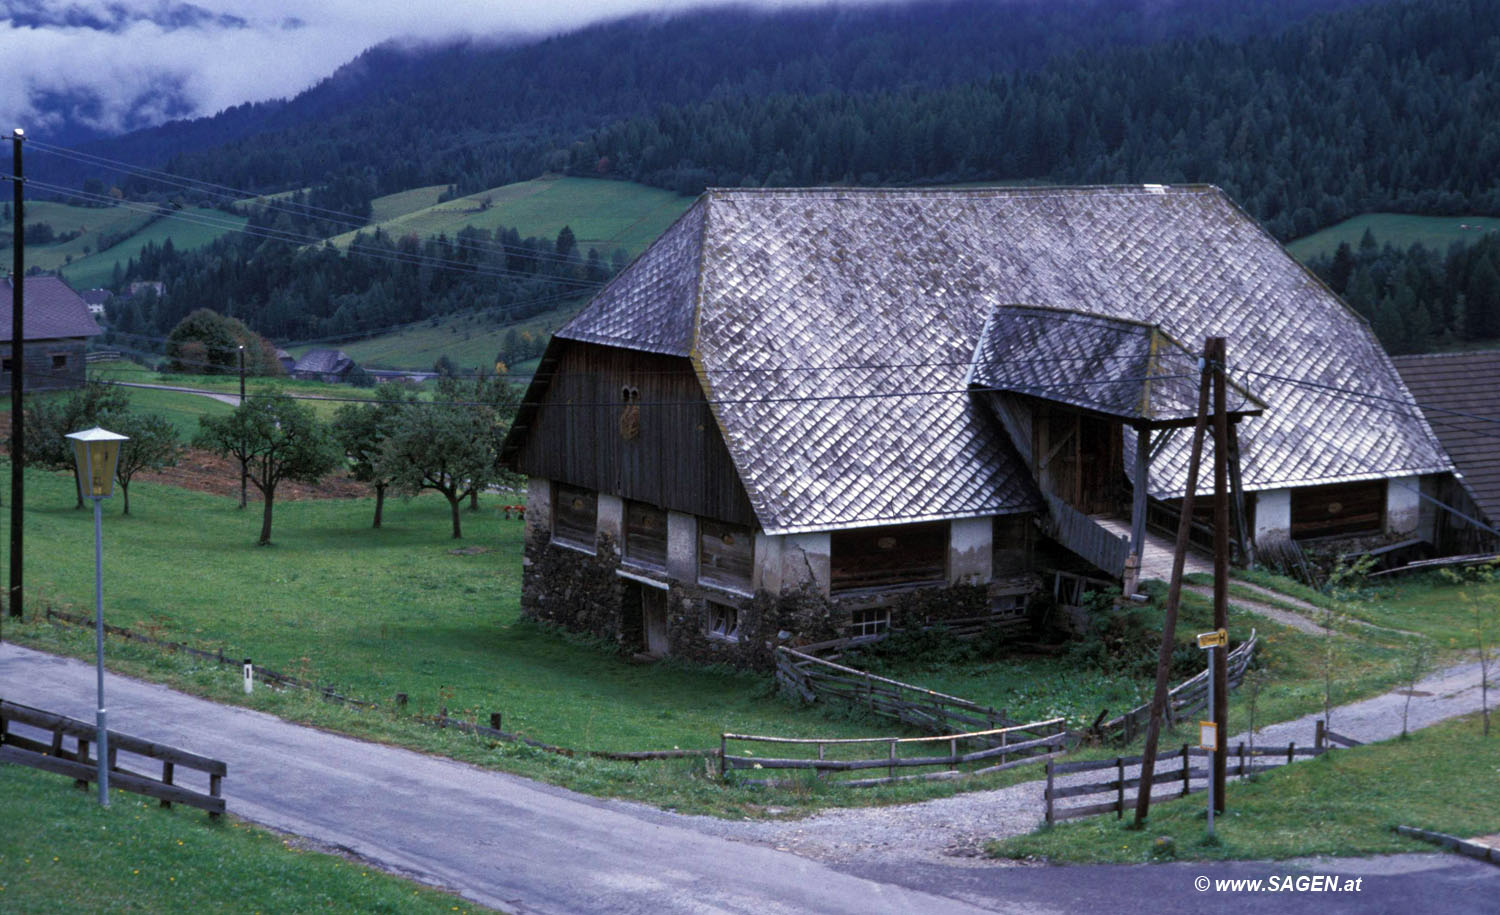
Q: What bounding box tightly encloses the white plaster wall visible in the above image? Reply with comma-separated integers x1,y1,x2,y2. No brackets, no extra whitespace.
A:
1254,489,1291,541
525,477,551,541
666,511,698,582
597,493,624,542
753,533,784,594
781,532,831,597
949,517,993,584
1386,476,1421,535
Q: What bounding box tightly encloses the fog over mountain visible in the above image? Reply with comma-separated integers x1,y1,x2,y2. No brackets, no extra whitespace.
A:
0,0,874,142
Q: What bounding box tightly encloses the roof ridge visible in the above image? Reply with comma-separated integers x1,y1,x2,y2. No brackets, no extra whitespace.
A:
703,183,1220,200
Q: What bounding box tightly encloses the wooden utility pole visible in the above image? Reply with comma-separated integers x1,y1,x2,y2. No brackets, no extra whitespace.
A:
1210,336,1230,814
9,127,24,619
238,344,247,509
1133,340,1214,826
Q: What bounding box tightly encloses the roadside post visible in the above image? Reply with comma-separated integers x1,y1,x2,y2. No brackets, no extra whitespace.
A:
1197,627,1227,837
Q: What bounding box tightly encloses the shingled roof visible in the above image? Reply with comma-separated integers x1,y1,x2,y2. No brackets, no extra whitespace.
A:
967,305,1264,426
1392,351,1500,526
552,185,1451,535
0,276,103,342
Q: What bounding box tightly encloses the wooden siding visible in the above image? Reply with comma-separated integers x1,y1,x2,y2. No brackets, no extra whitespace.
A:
624,500,668,569
1291,480,1386,540
830,521,947,592
513,341,757,527
554,484,597,547
699,519,754,592
0,339,88,393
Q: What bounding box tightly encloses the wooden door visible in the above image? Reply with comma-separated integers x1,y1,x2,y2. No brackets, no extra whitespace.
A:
641,588,670,658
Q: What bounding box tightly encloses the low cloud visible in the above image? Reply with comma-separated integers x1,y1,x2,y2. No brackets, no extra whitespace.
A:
0,0,863,138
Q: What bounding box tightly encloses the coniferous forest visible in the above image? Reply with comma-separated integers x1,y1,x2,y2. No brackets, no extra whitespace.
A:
45,0,1500,355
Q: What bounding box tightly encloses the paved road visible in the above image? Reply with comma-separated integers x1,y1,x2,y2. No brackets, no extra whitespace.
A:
4,643,1496,914
110,380,242,406
0,644,990,915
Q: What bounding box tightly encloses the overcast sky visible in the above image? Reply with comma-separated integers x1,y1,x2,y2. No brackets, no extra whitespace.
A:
0,0,858,137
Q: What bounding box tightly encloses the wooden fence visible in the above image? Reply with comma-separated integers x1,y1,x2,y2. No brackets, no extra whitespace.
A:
0,699,226,817
1045,739,1325,823
1096,629,1258,743
776,646,1033,741
723,718,1069,788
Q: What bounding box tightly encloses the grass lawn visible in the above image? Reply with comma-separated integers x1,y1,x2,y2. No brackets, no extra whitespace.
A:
62,207,247,291
369,185,450,223
0,764,491,913
990,712,1499,863
1286,212,1500,262
88,363,386,425
325,176,691,260
294,305,579,373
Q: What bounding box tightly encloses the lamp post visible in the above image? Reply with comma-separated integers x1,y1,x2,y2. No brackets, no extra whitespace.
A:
66,426,128,807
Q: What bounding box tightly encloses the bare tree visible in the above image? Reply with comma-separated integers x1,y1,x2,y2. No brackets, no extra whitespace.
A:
1398,635,1433,739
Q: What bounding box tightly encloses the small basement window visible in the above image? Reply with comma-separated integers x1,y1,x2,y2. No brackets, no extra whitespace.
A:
553,484,597,551
831,521,947,592
849,606,891,639
51,354,67,370
624,501,668,570
699,519,754,593
707,601,740,641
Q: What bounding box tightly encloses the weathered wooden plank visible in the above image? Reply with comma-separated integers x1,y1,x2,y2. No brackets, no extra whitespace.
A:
0,701,226,775
0,746,224,814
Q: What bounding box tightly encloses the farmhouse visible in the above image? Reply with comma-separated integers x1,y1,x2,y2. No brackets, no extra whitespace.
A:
291,348,356,383
0,275,103,393
501,185,1456,667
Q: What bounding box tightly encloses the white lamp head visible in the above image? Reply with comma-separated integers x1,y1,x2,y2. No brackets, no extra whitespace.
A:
65,426,129,499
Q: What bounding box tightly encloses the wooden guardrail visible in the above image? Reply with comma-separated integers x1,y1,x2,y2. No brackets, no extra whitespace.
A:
0,700,226,818
1096,629,1258,743
723,718,1069,788
775,646,1029,741
1045,739,1324,823
1315,719,1364,749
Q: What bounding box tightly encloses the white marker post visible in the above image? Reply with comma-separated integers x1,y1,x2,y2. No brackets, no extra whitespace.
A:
1197,628,1227,838
243,658,254,694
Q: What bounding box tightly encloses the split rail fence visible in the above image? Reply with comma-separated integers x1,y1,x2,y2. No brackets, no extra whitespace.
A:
775,646,1032,741
1044,739,1324,823
0,699,226,817
723,717,1069,788
1097,629,1258,743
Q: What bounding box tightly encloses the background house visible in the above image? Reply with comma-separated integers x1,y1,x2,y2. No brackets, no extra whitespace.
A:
291,349,355,383
0,276,103,393
502,185,1458,666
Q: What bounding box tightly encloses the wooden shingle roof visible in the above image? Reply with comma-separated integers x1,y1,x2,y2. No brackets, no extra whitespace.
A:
550,185,1452,535
0,276,103,342
1392,351,1500,525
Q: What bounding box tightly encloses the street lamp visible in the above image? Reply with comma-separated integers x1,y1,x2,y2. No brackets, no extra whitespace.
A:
66,425,128,807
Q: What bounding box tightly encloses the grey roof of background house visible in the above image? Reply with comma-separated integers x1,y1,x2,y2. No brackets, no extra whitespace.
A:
556,185,1452,535
292,349,353,375
1392,351,1500,526
0,276,103,342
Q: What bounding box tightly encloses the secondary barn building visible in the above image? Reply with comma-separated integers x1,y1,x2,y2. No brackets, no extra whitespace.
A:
501,186,1455,667
0,275,103,393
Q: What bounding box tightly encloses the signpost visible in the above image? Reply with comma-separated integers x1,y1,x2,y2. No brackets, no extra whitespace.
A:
1197,628,1226,836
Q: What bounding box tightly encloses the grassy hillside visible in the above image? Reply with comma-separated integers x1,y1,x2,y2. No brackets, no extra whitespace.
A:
327,176,691,259
287,305,579,373
0,201,153,278
1287,212,1500,261
369,185,449,222
61,206,247,290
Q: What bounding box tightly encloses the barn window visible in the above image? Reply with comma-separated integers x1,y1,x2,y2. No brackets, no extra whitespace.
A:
1291,480,1386,540
51,354,67,370
706,601,740,641
849,606,891,639
624,501,668,570
553,484,597,551
698,519,754,593
830,521,947,593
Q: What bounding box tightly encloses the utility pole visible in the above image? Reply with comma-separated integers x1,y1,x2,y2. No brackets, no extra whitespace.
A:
1133,340,1214,826
1210,336,1230,814
9,127,24,619
238,344,247,509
